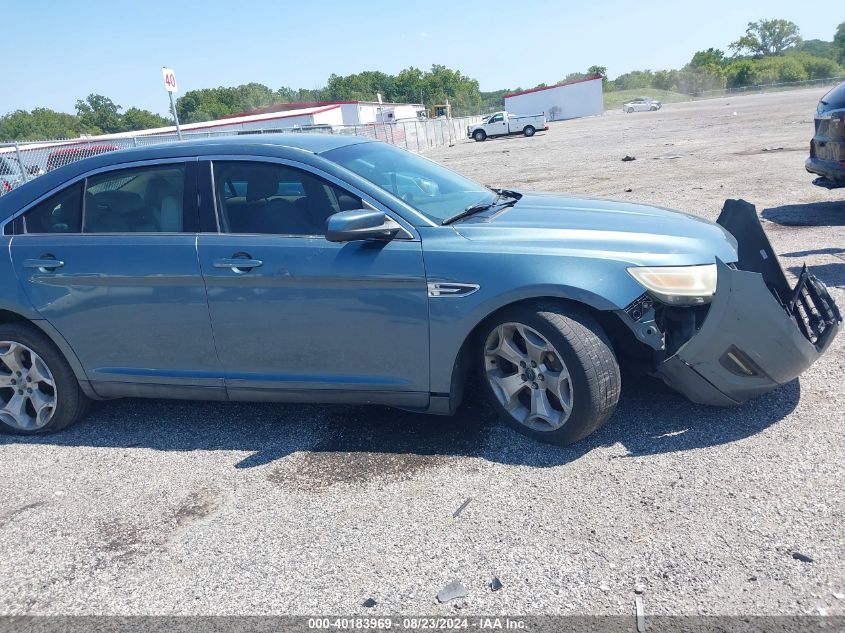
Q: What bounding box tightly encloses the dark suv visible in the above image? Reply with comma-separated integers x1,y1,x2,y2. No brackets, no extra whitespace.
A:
806,81,845,188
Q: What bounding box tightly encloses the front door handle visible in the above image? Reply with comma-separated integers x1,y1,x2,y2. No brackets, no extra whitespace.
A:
23,258,65,271
212,257,263,273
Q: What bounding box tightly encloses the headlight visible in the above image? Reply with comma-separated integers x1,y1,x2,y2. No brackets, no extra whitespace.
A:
627,264,717,305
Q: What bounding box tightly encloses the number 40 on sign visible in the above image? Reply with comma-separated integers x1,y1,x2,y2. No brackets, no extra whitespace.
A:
162,67,178,92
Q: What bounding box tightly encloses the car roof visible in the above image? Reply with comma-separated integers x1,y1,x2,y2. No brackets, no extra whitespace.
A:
0,134,376,216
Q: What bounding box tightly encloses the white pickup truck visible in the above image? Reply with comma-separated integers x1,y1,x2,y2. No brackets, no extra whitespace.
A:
467,111,547,142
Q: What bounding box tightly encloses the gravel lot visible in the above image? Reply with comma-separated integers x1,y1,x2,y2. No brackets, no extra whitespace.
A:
1,89,843,618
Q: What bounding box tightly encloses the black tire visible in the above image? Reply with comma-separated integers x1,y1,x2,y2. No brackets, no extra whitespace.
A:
473,130,486,142
624,107,633,113
523,125,535,137
0,322,90,435
479,301,620,445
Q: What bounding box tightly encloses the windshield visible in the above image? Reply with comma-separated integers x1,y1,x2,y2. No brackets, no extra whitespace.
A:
323,142,493,223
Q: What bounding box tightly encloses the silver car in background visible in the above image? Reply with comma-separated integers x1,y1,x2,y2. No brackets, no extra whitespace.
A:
623,97,662,113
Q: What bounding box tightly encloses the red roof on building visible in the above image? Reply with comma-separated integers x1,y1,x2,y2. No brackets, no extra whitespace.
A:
220,101,358,119
504,74,603,99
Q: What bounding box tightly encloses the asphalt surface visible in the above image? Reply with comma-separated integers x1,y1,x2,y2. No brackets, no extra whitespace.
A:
1,89,843,617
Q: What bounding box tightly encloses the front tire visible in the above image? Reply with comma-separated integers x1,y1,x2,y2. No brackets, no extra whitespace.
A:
523,125,536,137
0,322,90,435
479,302,620,445
473,130,487,142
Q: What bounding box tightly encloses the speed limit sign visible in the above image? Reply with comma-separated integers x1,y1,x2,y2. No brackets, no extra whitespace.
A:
161,67,178,92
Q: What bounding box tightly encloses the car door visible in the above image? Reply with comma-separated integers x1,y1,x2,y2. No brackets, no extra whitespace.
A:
484,113,507,136
196,158,430,405
9,160,223,397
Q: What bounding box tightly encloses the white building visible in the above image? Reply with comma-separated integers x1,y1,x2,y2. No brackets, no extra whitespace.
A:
504,75,604,122
217,100,426,128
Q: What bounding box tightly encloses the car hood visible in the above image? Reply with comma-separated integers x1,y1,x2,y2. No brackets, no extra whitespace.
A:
452,193,739,266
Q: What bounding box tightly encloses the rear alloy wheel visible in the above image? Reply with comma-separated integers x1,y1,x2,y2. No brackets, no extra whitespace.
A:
0,323,89,435
523,125,536,137
473,130,486,142
480,303,620,444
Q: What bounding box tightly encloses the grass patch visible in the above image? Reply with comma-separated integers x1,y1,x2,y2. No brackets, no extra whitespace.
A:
603,89,691,110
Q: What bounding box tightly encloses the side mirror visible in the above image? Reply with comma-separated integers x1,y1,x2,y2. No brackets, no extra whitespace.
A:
325,209,404,243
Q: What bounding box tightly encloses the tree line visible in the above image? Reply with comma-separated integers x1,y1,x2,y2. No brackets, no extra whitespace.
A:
2,19,843,142
601,20,845,95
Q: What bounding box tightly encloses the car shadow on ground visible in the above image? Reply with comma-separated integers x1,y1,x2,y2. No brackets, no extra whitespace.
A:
788,263,845,288
762,200,845,227
0,373,800,477
779,246,845,289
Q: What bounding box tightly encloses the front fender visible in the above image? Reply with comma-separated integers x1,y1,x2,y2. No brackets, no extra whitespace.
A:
420,229,645,395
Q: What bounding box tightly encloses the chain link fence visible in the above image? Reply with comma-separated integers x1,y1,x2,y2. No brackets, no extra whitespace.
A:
0,115,483,195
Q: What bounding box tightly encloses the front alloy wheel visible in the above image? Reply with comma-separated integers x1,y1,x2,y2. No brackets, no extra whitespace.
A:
484,323,573,431
479,302,620,445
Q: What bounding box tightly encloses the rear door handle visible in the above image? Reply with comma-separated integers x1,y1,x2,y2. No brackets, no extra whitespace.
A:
212,258,263,272
23,258,65,271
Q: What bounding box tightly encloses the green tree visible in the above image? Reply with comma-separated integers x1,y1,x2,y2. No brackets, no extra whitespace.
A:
394,67,426,104
176,84,279,124
729,19,801,57
755,56,808,83
0,108,86,142
798,39,838,61
586,65,608,89
690,48,727,70
651,69,679,91
787,52,843,79
75,94,123,134
834,22,845,64
121,107,170,132
611,70,654,90
725,60,758,88
326,71,396,101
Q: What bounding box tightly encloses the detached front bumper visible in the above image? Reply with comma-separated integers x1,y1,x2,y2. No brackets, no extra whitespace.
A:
654,200,841,406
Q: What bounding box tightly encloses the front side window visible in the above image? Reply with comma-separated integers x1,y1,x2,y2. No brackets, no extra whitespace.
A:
83,164,186,233
213,161,361,235
323,142,493,223
489,114,504,123
23,182,84,234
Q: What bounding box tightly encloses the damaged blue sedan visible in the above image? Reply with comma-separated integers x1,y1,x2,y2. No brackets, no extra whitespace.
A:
0,135,839,444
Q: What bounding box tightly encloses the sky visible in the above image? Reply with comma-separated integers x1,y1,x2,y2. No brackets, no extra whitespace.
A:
1,0,836,116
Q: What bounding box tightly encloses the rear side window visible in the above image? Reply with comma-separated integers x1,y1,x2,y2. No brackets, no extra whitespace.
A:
23,182,84,234
21,163,194,235
83,164,186,233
